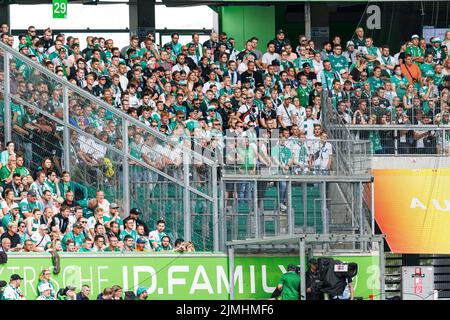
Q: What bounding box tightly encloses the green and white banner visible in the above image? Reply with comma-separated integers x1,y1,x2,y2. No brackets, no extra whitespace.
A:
1,253,380,300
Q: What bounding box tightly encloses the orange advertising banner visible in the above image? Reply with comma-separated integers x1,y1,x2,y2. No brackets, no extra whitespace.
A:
374,169,450,254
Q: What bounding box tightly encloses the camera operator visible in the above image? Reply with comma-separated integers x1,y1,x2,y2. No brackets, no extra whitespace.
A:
274,264,301,300
306,259,323,300
331,275,354,300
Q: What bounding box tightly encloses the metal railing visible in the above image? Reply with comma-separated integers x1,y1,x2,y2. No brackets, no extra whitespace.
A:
346,125,450,156
216,136,372,178
0,41,219,251
321,93,374,237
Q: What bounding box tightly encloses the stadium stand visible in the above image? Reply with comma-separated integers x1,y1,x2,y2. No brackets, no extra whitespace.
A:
0,23,448,261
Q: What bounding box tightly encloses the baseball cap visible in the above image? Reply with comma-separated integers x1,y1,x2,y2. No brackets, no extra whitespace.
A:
277,29,285,34
38,283,52,292
110,203,119,209
287,264,297,271
10,203,19,210
302,62,311,68
130,208,141,215
28,190,37,197
339,68,348,74
18,44,28,51
431,37,442,43
207,106,216,111
284,94,292,100
346,40,355,48
65,285,76,292
271,60,280,66
136,286,148,296
136,237,147,244
411,34,420,40
10,274,23,281
39,224,48,230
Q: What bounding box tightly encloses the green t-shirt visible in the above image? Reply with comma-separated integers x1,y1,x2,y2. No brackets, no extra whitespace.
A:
420,63,435,78
237,146,256,172
296,85,312,108
14,166,30,178
104,246,121,252
278,272,300,300
2,213,21,229
405,45,424,65
271,145,292,167
390,75,409,100
19,199,43,215
0,166,11,184
61,231,86,251
367,76,384,93
328,54,348,73
293,57,313,72
120,229,137,242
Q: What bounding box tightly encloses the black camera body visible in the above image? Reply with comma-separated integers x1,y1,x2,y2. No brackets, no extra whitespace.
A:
316,258,358,296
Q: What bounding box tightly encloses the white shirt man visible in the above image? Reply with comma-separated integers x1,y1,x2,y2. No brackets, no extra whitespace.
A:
276,96,297,128
30,225,51,251
311,133,333,171
262,43,280,68
303,108,320,139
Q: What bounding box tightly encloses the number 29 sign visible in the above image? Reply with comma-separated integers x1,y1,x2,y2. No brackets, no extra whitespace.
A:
53,0,68,19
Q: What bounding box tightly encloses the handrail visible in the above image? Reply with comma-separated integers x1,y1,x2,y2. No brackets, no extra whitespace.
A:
344,124,450,130
3,90,214,201
0,41,216,166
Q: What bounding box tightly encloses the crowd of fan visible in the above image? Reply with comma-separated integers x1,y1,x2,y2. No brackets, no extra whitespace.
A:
1,23,449,166
0,24,450,168
0,139,199,253
0,273,152,300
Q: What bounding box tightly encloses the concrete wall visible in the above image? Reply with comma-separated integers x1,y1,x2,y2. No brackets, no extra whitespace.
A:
372,157,450,170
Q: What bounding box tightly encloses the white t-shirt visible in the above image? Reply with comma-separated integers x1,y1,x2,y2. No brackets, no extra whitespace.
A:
294,106,306,128
262,52,280,66
303,118,320,139
31,232,52,249
311,141,333,170
276,104,296,127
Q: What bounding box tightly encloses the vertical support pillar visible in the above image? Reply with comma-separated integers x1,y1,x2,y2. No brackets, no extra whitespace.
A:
359,181,364,250
228,246,235,300
299,237,306,300
287,180,293,235
4,51,11,144
62,86,70,172
371,179,375,235
122,119,130,217
321,181,327,234
394,130,398,155
219,179,226,252
0,3,10,28
129,0,156,38
379,239,385,300
254,180,259,238
212,163,219,252
183,151,191,242
302,182,307,231
305,2,311,39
